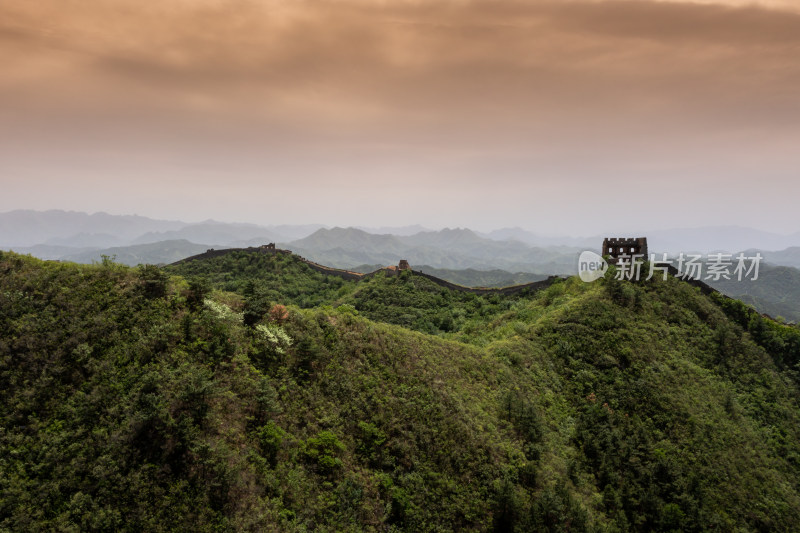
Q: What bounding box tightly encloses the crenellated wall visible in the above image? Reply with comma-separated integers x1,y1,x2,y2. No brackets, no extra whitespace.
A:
171,246,563,294
409,270,562,295
169,244,772,318
603,237,649,262
293,256,366,281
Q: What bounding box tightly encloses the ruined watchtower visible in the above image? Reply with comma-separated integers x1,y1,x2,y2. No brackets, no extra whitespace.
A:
398,260,411,271
602,237,648,263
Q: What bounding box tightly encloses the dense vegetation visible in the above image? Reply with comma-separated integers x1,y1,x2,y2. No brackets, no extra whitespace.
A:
3,250,800,531
351,264,547,289
340,271,528,335
165,251,530,336
164,250,357,309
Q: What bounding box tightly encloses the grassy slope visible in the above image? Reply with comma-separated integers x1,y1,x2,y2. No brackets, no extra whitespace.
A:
2,252,800,531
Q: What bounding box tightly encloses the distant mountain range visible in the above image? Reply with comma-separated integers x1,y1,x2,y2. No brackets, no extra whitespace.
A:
0,210,322,250
131,223,280,247
478,225,800,254
3,209,800,321
707,263,800,323
748,247,800,270
0,210,185,248
62,240,219,266
2,210,800,273
287,227,580,274
638,226,800,254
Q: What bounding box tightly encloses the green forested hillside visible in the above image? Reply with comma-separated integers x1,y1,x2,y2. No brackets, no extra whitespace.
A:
413,266,546,289
164,251,528,335
164,250,358,309
350,264,546,289
2,250,800,531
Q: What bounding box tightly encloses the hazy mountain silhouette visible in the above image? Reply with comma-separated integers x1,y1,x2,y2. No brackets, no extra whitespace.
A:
0,210,184,248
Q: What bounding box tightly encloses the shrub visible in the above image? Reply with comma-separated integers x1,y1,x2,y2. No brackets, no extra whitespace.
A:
301,430,345,477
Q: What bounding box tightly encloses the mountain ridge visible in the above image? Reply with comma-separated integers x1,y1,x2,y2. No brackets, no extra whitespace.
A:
6,210,800,253
3,250,800,530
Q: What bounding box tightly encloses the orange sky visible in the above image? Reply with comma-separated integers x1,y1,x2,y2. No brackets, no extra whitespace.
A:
1,0,799,234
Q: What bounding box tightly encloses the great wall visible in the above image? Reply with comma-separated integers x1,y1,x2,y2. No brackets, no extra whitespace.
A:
172,238,739,305
172,244,564,295
603,237,719,295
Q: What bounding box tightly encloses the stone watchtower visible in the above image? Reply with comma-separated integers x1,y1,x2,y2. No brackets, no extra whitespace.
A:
602,237,648,264
258,243,278,255
398,260,411,271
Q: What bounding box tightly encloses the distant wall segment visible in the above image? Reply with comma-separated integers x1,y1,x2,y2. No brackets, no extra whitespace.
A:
171,247,563,294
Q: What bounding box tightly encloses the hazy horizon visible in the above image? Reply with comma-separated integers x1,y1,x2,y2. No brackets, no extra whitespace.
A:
3,207,800,244
2,0,799,235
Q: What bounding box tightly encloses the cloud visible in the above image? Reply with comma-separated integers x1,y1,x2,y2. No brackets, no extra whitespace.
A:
2,1,797,132
0,0,799,232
